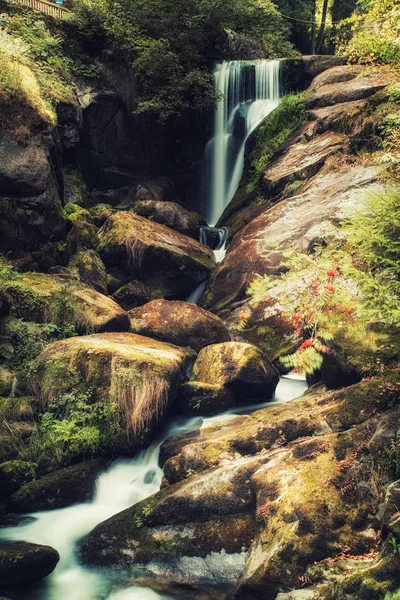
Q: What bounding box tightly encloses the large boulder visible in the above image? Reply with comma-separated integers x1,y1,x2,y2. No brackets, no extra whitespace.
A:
3,272,129,333
129,300,231,353
192,342,279,401
132,200,203,239
0,135,65,253
0,541,59,586
98,212,215,299
31,333,195,448
8,458,106,512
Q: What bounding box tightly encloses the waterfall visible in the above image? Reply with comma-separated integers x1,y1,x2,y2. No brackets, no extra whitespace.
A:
205,59,281,226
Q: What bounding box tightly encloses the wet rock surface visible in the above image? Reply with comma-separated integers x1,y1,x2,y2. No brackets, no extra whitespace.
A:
8,458,106,512
0,541,59,586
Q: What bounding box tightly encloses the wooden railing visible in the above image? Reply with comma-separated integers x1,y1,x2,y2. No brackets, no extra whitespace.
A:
11,0,71,19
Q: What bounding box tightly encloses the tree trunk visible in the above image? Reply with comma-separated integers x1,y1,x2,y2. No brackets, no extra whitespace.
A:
310,1,316,54
316,0,329,53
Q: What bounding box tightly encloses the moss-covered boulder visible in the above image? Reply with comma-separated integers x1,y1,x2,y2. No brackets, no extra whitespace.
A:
0,460,37,500
3,272,129,333
0,541,59,586
178,381,236,416
132,200,203,239
129,300,231,353
98,212,215,298
31,332,195,447
192,342,279,401
69,249,108,295
8,458,106,512
65,215,99,258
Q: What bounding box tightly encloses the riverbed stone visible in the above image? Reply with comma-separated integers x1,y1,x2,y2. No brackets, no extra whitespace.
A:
98,212,215,299
112,280,152,310
0,541,59,586
192,342,279,401
8,458,106,512
177,382,236,416
129,300,231,352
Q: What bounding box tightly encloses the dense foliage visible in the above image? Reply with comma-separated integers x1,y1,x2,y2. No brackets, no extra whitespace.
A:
71,0,294,119
336,0,400,67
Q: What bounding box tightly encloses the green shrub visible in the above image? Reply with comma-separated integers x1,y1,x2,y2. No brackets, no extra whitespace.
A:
247,93,306,191
20,389,117,464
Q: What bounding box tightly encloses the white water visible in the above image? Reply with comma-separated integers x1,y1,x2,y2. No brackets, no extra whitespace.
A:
0,377,306,600
206,60,281,226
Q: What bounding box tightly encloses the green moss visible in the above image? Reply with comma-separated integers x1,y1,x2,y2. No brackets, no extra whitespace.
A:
247,93,307,192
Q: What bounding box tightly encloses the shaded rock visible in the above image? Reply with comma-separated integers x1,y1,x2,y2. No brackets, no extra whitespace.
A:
98,212,215,299
305,74,387,109
0,460,37,500
81,454,261,567
129,300,230,353
31,333,195,449
8,458,106,512
65,217,99,258
3,272,129,333
132,200,203,239
262,131,347,198
112,280,152,311
0,135,65,253
192,342,279,401
0,541,59,586
178,382,236,416
69,249,108,295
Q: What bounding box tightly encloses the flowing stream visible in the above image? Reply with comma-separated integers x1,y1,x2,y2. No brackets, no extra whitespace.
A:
0,377,307,600
205,59,281,225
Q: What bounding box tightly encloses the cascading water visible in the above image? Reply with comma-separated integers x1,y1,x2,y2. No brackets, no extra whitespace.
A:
0,378,307,600
205,59,281,226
